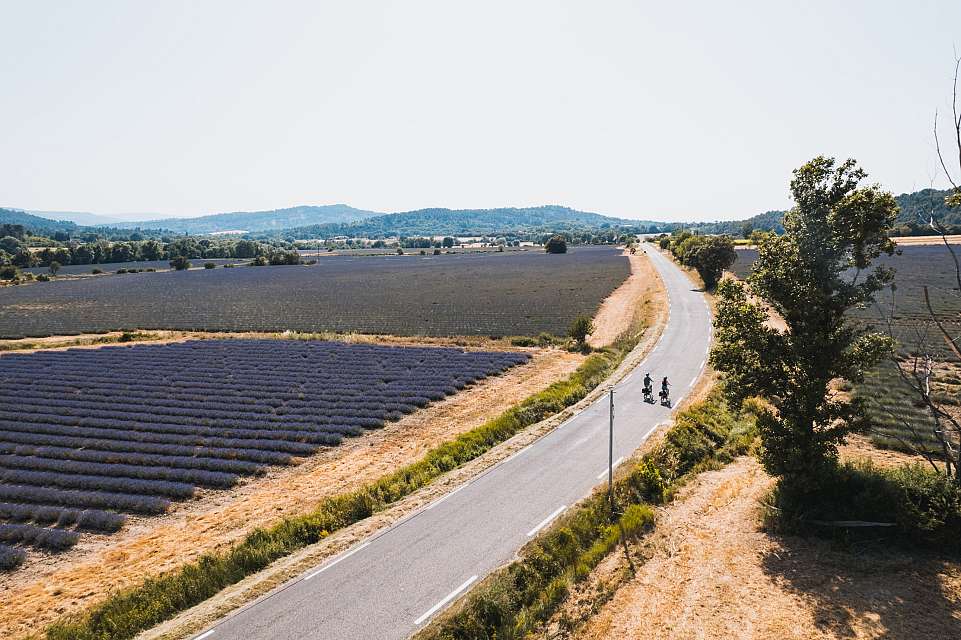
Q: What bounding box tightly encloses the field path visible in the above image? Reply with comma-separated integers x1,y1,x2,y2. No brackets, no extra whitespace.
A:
183,247,712,640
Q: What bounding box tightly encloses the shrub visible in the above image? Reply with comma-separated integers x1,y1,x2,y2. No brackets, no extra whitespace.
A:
223,263,234,268
268,251,300,266
91,268,103,275
169,256,190,271
567,315,594,346
433,249,441,255
36,274,50,282
0,543,25,571
250,256,268,266
545,235,567,254
204,262,216,269
116,269,127,274
766,460,961,549
0,265,20,280
49,261,61,276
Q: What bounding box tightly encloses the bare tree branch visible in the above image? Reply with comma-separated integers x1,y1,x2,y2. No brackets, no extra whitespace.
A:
924,285,961,360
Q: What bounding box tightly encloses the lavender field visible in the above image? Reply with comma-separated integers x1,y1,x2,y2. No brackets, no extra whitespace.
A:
0,339,529,570
0,247,629,338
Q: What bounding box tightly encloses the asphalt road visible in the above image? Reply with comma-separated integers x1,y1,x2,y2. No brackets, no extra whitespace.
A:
191,247,712,640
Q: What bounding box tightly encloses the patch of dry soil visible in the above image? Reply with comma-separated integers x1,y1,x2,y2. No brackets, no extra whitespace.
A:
589,249,665,348
894,235,961,246
575,455,961,640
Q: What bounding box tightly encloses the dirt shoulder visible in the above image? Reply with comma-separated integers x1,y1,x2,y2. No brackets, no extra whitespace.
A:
0,348,584,639
894,235,961,246
572,451,961,640
589,249,666,348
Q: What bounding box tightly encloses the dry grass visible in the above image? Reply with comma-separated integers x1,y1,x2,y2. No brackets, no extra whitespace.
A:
589,249,665,348
894,235,961,246
572,445,961,640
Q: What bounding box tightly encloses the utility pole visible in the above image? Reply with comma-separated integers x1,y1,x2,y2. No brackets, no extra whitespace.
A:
608,387,614,503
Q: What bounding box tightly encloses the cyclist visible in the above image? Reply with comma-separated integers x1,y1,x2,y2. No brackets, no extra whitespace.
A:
660,376,671,403
642,373,653,402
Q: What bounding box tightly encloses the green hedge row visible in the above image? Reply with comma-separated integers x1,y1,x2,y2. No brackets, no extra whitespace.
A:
417,387,757,640
45,343,636,640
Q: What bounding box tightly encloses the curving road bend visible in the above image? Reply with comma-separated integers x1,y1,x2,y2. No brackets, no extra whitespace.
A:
189,248,712,640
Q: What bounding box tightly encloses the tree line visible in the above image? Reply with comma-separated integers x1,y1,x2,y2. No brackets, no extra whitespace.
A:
0,236,278,269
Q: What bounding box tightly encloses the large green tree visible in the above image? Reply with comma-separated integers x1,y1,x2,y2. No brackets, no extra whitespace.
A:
710,157,899,487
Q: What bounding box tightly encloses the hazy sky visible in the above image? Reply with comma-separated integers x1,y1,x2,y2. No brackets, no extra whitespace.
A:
2,1,960,221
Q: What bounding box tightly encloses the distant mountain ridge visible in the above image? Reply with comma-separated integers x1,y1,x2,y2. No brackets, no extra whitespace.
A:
262,205,654,239
6,187,956,240
0,208,78,234
110,204,378,234
27,210,135,226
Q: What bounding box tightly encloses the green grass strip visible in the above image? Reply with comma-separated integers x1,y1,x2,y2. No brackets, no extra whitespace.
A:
45,339,639,640
416,387,758,640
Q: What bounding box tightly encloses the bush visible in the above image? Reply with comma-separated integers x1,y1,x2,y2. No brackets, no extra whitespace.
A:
169,256,190,271
567,315,594,346
91,268,103,275
249,256,268,266
433,249,441,255
204,262,216,269
0,265,20,280
49,261,61,276
545,235,567,254
0,543,25,571
116,269,127,274
268,251,300,266
766,460,961,549
36,274,50,282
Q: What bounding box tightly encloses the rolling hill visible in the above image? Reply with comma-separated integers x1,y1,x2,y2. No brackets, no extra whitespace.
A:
0,208,78,235
110,204,378,234
263,206,654,239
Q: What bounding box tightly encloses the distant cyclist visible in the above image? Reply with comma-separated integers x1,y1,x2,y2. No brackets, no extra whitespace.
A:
660,376,671,404
642,373,653,403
